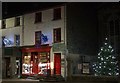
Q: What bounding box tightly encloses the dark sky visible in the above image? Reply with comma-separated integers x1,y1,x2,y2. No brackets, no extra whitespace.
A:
2,2,65,19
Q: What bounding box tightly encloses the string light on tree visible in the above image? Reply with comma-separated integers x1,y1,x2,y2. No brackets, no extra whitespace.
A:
93,37,119,76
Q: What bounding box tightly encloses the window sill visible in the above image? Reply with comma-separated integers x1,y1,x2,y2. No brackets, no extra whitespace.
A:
52,18,62,21
34,21,42,24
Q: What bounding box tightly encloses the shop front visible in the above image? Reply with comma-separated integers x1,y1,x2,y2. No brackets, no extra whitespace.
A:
22,46,51,77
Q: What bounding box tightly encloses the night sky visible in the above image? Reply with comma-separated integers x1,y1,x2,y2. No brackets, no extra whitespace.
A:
2,2,65,19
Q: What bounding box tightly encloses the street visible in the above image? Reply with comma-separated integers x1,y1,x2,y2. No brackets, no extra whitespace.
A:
1,79,118,83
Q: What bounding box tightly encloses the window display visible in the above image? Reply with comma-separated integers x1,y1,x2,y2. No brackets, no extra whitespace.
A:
22,52,50,76
22,55,32,74
38,52,50,75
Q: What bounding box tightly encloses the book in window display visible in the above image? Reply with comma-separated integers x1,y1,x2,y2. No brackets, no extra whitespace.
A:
82,63,90,74
38,52,49,75
22,55,32,74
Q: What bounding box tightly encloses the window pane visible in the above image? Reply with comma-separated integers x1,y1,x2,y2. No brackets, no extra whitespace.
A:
53,28,61,43
35,31,41,46
35,12,42,23
15,17,20,26
2,20,6,29
15,35,20,46
53,8,61,20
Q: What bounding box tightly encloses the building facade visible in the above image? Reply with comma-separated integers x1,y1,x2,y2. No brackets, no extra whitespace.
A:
1,3,99,79
97,3,120,76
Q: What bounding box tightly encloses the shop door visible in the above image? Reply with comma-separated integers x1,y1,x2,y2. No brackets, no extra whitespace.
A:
54,53,61,75
5,57,10,78
31,52,38,74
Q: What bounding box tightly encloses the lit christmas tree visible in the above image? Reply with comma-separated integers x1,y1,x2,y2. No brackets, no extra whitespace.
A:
93,38,119,76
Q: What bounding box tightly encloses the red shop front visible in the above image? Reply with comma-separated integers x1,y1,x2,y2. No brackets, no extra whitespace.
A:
22,46,51,76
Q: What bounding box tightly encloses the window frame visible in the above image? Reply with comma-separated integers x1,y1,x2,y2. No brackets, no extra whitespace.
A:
53,28,61,43
35,31,42,46
2,20,6,29
35,12,42,23
53,8,61,20
15,17,20,27
15,34,20,46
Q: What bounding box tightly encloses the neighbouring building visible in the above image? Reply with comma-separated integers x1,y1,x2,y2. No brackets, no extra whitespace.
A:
97,2,120,77
1,3,99,79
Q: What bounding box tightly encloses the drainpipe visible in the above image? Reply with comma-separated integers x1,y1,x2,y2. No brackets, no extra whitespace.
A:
22,15,24,46
64,4,67,81
20,15,24,77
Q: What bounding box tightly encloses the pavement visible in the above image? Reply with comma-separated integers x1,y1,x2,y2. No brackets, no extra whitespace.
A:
1,79,39,83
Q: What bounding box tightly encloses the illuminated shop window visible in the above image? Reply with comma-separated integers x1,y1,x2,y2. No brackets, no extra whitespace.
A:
38,52,50,75
22,55,32,74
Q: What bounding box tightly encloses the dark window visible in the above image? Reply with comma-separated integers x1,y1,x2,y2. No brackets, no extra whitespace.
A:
53,8,61,20
109,20,114,36
15,17,20,26
35,12,42,23
2,36,5,47
35,31,41,47
115,19,119,35
15,35,20,46
2,20,6,29
109,19,120,36
53,28,61,43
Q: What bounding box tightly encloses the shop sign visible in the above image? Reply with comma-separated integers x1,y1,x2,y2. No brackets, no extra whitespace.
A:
52,43,65,52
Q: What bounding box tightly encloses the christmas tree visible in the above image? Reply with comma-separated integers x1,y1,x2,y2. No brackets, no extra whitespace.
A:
93,38,119,76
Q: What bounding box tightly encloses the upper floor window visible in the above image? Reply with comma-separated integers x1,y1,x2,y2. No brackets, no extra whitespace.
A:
53,28,61,43
35,31,41,47
15,17,20,26
109,19,119,36
2,36,5,47
35,12,42,23
2,20,6,29
15,34,20,46
53,8,61,20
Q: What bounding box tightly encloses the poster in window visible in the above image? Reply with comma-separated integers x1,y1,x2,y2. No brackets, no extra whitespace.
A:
82,63,90,74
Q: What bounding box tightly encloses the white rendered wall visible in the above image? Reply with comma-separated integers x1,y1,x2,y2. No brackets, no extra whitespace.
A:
2,17,23,47
23,6,66,46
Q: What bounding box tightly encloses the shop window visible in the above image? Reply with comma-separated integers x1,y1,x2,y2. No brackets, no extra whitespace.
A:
15,17,20,26
35,12,42,23
35,31,41,47
53,8,61,20
2,20,6,29
15,34,20,46
53,28,61,43
38,52,50,75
